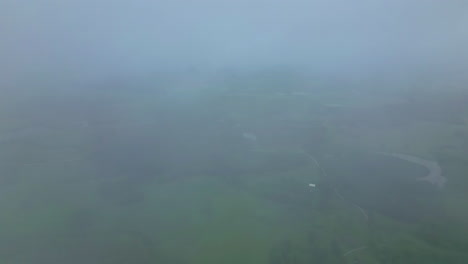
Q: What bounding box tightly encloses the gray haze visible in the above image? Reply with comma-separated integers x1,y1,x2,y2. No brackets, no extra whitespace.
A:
3,1,468,263
2,0,468,83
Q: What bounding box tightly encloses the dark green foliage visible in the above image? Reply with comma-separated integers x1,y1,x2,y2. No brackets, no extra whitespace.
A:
330,239,343,257
268,240,298,264
317,178,334,212
3,73,468,264
97,179,146,206
302,124,332,158
373,241,468,264
322,150,440,223
309,246,329,263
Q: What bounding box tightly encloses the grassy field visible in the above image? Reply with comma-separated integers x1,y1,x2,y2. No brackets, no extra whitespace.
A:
1,76,468,263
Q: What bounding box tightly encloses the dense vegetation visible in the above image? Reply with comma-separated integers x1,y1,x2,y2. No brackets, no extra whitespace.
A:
1,72,467,263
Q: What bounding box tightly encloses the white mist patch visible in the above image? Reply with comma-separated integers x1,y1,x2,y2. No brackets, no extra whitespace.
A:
242,132,257,142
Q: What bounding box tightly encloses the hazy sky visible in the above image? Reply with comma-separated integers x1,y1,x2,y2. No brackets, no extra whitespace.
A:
2,0,468,82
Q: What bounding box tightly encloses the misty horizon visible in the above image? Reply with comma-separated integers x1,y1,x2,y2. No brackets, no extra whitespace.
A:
1,1,468,263
2,0,468,84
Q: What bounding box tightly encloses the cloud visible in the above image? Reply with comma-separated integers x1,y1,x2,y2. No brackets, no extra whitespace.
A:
2,0,468,82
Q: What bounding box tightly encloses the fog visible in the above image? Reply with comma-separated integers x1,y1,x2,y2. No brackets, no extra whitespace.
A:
3,0,468,82
2,1,468,264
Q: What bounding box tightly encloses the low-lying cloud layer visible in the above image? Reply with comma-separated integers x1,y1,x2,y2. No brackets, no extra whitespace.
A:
2,0,468,83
